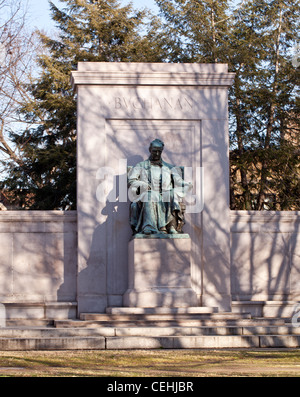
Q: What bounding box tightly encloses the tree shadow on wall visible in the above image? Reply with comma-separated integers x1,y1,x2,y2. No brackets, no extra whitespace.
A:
76,155,143,313
230,210,300,318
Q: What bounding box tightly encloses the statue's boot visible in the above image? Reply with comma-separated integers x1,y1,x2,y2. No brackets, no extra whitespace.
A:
159,227,167,234
168,226,178,234
143,226,152,235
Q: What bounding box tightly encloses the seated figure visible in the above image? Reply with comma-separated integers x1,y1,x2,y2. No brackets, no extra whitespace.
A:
128,138,192,235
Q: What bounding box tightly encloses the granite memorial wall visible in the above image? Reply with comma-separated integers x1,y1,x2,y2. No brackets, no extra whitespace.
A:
0,63,298,320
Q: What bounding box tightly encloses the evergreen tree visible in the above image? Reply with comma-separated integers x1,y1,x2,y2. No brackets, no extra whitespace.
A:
1,0,168,209
156,0,230,62
2,0,299,210
229,0,300,210
155,0,300,210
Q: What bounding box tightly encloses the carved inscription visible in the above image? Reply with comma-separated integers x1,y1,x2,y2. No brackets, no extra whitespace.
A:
114,97,193,111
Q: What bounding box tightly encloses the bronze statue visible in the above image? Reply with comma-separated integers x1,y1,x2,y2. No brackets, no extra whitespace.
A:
128,139,192,235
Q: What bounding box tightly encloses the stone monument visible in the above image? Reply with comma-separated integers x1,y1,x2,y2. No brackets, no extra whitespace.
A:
71,62,235,313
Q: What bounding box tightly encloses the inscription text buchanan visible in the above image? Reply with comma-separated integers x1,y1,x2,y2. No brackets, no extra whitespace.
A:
114,97,193,111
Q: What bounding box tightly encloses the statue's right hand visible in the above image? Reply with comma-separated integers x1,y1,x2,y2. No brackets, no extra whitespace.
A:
139,181,149,193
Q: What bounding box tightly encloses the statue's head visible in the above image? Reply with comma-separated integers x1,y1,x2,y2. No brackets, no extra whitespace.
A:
149,138,164,151
149,139,164,161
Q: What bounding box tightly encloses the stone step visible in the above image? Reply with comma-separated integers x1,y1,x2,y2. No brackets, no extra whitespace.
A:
105,335,300,349
0,327,116,338
0,334,299,350
112,325,300,336
55,317,286,328
0,325,299,338
105,307,219,314
79,312,252,321
0,336,105,351
6,319,54,327
0,324,299,339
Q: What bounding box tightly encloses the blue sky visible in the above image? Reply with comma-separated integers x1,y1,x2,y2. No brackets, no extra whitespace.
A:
27,0,159,31
27,0,240,32
27,0,60,31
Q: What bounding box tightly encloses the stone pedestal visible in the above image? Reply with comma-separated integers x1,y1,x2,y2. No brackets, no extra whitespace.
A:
72,62,235,313
123,235,198,307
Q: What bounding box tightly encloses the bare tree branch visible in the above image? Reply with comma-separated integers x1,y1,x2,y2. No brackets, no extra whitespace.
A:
0,0,43,165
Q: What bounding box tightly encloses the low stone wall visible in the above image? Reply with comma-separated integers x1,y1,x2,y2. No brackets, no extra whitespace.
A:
0,210,299,319
231,211,300,317
0,211,77,319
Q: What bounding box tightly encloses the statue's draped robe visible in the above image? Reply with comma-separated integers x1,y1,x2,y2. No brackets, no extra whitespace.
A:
128,159,190,234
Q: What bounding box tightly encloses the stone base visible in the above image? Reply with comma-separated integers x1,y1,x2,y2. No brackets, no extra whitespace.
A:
232,301,300,318
0,302,77,321
106,306,219,314
123,235,198,308
123,288,198,308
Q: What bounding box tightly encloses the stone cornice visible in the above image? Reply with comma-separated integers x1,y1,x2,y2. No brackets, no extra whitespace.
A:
71,62,235,88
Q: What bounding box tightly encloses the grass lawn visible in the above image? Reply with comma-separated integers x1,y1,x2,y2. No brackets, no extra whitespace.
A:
0,349,299,377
